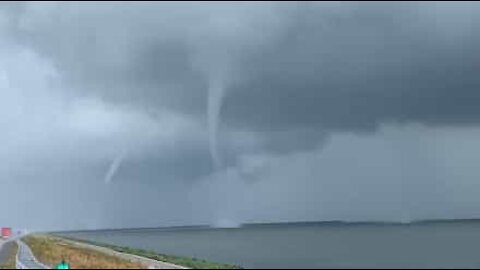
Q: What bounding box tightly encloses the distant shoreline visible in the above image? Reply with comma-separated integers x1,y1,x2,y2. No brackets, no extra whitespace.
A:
52,218,480,234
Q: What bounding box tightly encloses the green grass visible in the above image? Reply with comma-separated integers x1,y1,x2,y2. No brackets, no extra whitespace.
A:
23,235,143,269
55,235,242,269
0,241,18,269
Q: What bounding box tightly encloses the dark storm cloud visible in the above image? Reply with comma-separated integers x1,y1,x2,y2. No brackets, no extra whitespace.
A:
0,1,479,179
4,2,480,156
224,2,480,133
3,1,480,230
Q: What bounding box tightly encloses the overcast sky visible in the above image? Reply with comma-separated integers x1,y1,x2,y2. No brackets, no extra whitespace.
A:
1,2,480,231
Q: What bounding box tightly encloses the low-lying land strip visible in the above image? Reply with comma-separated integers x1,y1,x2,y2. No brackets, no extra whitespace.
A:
25,234,242,269
23,235,144,269
56,235,242,269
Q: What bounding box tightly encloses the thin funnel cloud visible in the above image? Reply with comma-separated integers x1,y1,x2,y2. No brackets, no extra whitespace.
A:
104,151,127,184
207,76,227,170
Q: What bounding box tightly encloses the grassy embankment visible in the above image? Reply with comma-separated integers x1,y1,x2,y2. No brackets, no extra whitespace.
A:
0,241,18,269
23,235,144,269
57,235,242,269
25,234,242,269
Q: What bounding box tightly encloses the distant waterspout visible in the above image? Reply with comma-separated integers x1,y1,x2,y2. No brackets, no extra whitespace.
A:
213,218,242,229
207,76,226,170
104,152,126,184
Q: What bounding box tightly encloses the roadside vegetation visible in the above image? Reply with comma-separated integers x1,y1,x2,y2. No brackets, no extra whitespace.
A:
0,241,18,269
57,235,242,269
23,235,144,269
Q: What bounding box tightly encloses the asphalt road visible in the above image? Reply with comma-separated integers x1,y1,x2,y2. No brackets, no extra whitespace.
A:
0,239,14,265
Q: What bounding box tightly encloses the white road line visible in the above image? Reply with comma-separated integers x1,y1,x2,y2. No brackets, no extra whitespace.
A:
15,240,50,269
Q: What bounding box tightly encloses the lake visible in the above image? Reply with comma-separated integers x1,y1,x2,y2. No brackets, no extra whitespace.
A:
56,220,480,268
